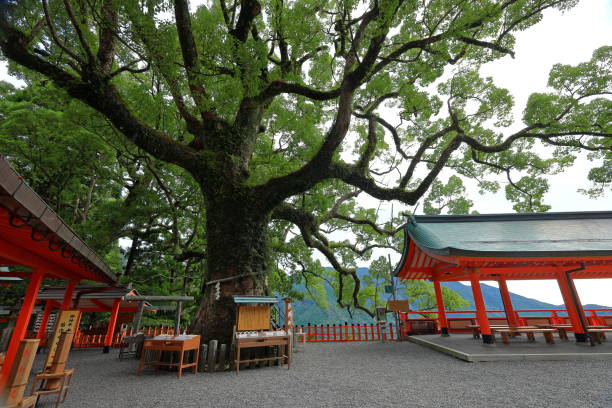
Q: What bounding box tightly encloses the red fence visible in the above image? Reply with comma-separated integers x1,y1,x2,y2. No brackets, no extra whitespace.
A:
72,326,185,348
294,308,612,342
295,323,397,342
67,308,612,346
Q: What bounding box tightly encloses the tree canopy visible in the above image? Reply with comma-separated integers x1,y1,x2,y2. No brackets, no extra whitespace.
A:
0,0,609,341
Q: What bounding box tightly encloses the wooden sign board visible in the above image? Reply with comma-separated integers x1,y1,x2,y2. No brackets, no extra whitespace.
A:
45,310,80,370
387,300,410,313
237,305,270,331
2,339,39,405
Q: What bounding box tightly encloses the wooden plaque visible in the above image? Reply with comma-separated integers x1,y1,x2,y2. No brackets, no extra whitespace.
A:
2,339,39,405
236,305,270,331
387,300,410,313
45,310,80,370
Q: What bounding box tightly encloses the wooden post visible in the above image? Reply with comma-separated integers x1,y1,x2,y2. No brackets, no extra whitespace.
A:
62,281,77,310
498,279,519,327
1,269,44,387
217,343,227,372
198,344,208,372
36,301,54,342
103,299,121,353
132,301,145,333
174,301,182,335
207,340,217,372
469,268,493,343
556,270,587,342
433,278,449,336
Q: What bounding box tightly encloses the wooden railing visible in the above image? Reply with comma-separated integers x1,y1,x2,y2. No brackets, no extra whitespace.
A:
294,323,396,342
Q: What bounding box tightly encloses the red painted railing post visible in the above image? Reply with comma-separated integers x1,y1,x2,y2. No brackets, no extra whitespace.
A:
390,323,394,340
345,323,349,341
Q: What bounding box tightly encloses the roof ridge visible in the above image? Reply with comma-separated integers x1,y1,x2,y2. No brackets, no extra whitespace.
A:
409,211,612,223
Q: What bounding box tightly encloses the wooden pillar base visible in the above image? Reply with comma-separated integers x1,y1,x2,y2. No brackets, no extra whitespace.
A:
574,333,588,343
440,328,449,337
103,346,110,353
482,334,495,344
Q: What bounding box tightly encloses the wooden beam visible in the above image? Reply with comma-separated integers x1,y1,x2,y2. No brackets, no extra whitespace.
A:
0,237,77,281
128,296,194,302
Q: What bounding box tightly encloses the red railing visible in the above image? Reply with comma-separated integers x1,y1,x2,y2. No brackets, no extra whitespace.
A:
72,326,185,348
293,308,612,342
401,308,612,335
295,323,396,342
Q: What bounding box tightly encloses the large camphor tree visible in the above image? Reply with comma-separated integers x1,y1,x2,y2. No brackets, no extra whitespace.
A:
0,0,609,342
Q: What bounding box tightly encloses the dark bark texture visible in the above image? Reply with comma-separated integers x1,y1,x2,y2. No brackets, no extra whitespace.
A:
189,194,269,344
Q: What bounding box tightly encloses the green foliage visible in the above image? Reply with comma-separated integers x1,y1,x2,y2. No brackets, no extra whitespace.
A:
423,175,473,215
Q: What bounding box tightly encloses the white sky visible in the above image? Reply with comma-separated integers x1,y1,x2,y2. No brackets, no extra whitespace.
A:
1,1,610,306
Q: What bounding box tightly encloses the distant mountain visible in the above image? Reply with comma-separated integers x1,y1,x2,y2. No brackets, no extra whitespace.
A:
291,268,611,325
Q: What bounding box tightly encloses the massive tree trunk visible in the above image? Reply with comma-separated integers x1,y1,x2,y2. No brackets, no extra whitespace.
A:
189,193,269,344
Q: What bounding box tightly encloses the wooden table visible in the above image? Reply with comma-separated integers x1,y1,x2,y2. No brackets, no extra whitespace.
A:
493,328,557,344
235,333,291,374
138,335,200,378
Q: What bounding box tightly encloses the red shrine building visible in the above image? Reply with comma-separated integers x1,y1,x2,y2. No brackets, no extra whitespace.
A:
394,212,612,343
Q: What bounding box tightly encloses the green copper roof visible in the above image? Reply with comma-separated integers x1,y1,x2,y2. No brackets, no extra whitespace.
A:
403,211,612,258
233,295,279,304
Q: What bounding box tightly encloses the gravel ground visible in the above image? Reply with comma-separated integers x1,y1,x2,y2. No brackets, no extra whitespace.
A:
30,341,612,408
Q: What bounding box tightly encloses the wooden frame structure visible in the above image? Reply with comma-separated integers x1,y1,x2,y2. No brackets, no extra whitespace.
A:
233,296,292,374
394,212,612,344
0,156,117,401
137,335,200,378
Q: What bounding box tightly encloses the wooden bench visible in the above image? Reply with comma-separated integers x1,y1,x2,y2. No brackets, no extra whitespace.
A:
493,328,557,344
467,325,532,340
587,328,612,344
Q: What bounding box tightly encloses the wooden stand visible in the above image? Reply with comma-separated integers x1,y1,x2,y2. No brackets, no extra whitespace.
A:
30,332,75,408
137,335,200,378
234,334,291,374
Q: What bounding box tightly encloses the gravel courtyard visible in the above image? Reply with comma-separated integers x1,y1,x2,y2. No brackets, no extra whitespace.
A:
31,341,612,408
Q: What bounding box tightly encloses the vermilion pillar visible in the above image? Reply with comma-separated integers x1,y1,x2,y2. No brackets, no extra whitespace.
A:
498,279,519,327
433,278,449,336
469,269,493,343
61,281,77,310
556,270,587,342
103,299,121,353
36,301,54,342
1,269,44,384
